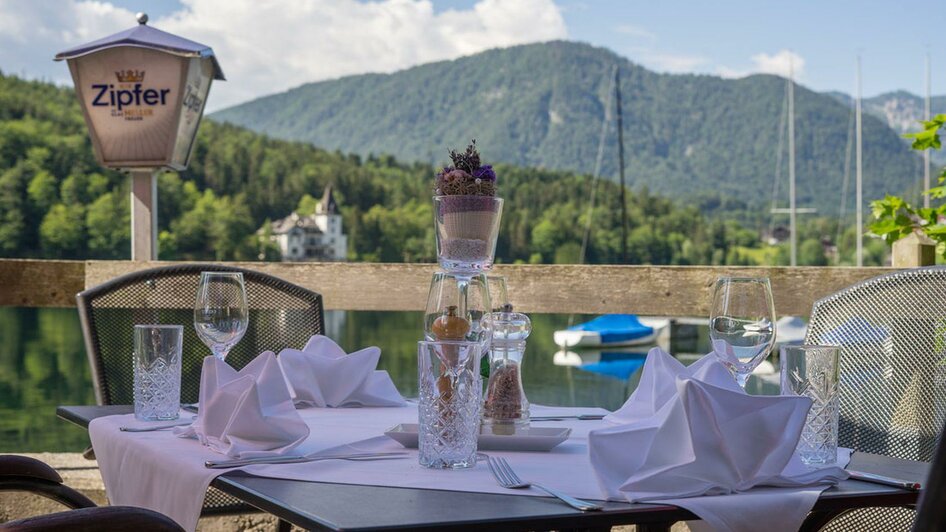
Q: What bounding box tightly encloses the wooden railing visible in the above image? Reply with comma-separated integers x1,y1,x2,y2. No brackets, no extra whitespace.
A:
0,259,901,316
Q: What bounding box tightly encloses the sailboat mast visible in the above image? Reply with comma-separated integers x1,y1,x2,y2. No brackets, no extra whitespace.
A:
925,53,931,208
855,56,864,266
788,59,797,267
615,68,629,263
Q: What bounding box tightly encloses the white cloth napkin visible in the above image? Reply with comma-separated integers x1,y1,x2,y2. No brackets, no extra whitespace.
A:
277,335,405,408
176,352,309,458
589,347,848,532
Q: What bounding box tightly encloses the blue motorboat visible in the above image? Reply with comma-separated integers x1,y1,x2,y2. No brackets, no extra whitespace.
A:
553,314,669,348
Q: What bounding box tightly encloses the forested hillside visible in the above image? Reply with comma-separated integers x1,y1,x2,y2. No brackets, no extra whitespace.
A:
0,71,775,266
213,41,921,217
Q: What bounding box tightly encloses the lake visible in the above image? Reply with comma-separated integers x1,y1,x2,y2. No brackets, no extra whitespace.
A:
0,307,730,452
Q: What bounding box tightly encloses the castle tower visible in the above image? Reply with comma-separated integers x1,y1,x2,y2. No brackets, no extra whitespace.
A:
313,184,346,260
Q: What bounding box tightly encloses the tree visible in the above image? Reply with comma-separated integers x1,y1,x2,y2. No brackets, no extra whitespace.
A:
799,239,828,266
26,169,57,212
0,163,28,254
86,193,129,258
295,194,319,215
39,203,86,257
554,242,581,264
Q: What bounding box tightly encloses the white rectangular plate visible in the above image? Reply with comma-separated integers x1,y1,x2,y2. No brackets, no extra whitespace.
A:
384,423,571,452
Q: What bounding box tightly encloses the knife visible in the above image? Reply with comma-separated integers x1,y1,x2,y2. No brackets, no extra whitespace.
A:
119,421,193,432
846,470,921,491
530,414,606,421
205,451,409,469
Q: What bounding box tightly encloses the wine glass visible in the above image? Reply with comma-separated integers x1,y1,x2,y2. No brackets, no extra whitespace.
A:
709,276,776,389
424,272,492,343
194,272,249,362
487,275,510,312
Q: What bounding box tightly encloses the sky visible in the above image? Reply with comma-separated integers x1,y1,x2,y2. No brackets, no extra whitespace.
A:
0,0,943,112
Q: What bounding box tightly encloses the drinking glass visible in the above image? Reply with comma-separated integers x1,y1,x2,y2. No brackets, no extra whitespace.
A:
194,272,249,362
780,345,841,466
418,339,486,469
134,325,183,421
709,276,776,388
424,272,492,343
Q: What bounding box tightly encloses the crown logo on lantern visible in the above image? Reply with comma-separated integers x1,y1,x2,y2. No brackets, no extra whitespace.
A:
114,69,145,83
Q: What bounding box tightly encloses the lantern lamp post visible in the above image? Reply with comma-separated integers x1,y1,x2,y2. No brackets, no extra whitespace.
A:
55,13,225,260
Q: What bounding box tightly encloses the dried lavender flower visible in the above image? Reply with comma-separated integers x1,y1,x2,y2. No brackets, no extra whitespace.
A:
435,140,498,196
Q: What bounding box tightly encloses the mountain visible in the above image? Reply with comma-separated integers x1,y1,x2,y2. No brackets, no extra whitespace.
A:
827,90,946,165
2,70,780,266
828,90,946,135
213,41,923,216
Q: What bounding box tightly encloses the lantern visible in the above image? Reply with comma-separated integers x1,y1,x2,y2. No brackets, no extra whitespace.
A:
55,13,225,259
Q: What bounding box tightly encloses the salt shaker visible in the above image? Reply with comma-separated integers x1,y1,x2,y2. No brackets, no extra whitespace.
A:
482,308,531,432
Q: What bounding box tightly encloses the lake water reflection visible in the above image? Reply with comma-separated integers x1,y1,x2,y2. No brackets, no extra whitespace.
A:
0,307,731,452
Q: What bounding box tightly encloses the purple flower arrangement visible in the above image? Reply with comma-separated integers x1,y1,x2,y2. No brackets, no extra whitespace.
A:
435,140,497,197
432,140,504,272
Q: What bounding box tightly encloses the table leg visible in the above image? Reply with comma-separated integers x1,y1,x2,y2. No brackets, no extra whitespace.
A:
276,518,292,532
636,522,675,532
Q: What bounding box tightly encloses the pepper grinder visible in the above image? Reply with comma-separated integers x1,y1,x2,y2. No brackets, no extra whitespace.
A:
482,307,532,432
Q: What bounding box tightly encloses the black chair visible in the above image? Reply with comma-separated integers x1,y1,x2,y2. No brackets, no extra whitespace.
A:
0,455,183,531
801,266,946,530
913,418,946,531
76,264,324,518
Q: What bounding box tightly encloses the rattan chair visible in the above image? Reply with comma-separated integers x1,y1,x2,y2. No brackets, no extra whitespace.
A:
76,264,324,518
801,266,946,531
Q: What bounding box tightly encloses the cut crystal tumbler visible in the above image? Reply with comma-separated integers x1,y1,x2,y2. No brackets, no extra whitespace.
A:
780,344,840,466
418,340,485,469
134,324,183,421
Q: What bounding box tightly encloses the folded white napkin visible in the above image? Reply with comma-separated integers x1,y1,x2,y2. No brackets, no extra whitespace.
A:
176,352,309,458
277,335,406,408
590,348,848,532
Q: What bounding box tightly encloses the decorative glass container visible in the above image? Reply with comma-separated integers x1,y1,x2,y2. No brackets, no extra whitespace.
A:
424,272,492,343
482,310,532,432
434,196,503,273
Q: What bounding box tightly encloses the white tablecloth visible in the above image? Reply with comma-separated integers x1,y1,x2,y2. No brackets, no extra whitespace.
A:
90,404,849,532
89,404,608,531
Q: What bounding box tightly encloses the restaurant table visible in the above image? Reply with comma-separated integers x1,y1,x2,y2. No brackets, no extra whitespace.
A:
57,405,928,532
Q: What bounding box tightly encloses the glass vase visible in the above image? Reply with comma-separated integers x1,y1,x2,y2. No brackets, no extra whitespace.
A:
434,195,503,273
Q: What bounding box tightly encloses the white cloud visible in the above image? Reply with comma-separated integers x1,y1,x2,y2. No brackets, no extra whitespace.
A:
614,23,655,41
715,65,744,79
750,50,805,78
717,49,805,80
0,1,130,82
644,51,707,73
626,47,707,73
0,0,567,110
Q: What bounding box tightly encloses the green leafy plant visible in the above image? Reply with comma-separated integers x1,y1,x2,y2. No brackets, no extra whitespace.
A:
868,114,946,256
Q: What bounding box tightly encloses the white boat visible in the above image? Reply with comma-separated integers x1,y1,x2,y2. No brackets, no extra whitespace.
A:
775,316,807,346
553,314,670,348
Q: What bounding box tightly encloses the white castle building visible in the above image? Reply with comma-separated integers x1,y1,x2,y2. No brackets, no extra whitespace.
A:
264,185,348,262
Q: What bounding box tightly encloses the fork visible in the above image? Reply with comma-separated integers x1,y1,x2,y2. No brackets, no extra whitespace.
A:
485,456,603,511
